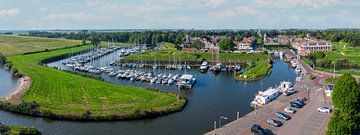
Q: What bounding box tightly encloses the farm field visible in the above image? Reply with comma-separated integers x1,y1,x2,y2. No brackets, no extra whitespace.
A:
1,36,185,120
0,35,81,56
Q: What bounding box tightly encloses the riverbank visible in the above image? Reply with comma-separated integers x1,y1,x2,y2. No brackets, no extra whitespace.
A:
0,44,186,121
2,76,31,104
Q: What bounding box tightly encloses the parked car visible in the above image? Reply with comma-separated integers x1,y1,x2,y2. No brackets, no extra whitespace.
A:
266,118,283,127
290,102,303,108
317,106,332,113
275,112,291,121
293,99,306,106
283,90,297,96
251,124,267,135
284,107,296,114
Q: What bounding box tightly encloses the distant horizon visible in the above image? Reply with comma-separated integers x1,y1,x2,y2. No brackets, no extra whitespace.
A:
1,0,359,30
1,27,360,32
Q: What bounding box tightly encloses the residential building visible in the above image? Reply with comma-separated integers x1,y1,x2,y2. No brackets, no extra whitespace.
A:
292,37,332,56
264,35,291,45
235,37,253,52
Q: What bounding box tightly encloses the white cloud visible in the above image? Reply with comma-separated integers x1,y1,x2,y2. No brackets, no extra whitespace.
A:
209,0,226,7
235,6,259,16
254,0,338,9
38,7,48,12
43,12,93,21
0,8,20,17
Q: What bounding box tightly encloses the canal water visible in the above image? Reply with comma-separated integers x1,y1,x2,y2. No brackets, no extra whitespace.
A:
0,51,297,135
0,66,18,98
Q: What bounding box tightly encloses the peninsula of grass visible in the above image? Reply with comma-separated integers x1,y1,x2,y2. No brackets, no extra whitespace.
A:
122,43,272,81
0,45,186,121
0,123,41,135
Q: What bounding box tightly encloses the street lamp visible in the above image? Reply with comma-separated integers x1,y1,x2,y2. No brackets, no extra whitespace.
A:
219,116,228,128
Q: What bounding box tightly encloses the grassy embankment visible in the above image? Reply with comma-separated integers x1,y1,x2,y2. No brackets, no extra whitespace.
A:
123,43,272,81
305,41,360,76
0,35,81,56
0,36,186,120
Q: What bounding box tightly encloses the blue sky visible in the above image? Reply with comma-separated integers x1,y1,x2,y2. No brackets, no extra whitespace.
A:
0,0,359,30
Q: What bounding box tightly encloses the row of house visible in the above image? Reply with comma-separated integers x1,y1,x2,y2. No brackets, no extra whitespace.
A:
182,35,256,52
263,35,291,45
264,35,332,56
182,34,332,56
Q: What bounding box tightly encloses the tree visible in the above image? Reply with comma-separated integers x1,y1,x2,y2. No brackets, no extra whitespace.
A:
90,36,100,46
332,73,360,113
218,38,236,51
190,40,205,49
327,73,360,135
0,53,6,65
82,39,86,45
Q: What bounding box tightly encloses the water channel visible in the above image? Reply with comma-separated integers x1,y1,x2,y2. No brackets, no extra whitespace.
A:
0,50,297,135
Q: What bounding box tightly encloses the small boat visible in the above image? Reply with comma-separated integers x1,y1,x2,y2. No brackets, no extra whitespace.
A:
156,78,162,84
251,87,280,107
199,61,209,71
168,79,175,85
176,74,196,89
150,77,157,83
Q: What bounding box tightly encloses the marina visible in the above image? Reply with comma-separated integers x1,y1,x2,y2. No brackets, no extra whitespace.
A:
0,48,296,135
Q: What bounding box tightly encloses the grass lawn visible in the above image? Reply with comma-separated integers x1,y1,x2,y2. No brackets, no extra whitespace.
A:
314,42,360,76
7,45,185,119
0,35,81,56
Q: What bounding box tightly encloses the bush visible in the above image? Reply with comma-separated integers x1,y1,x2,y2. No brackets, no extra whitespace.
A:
309,74,316,80
0,123,10,133
18,127,42,135
0,53,6,65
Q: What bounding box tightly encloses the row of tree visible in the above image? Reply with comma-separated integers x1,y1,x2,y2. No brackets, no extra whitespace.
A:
327,73,360,135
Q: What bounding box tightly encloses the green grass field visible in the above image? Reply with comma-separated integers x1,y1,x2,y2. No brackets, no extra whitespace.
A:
7,45,185,118
0,36,185,120
315,42,360,76
0,35,81,56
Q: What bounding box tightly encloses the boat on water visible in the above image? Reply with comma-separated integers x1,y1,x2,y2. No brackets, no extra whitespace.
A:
210,63,222,73
290,60,297,68
251,87,280,107
176,74,196,89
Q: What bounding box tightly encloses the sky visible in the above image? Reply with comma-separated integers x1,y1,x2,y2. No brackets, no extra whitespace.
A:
0,0,359,30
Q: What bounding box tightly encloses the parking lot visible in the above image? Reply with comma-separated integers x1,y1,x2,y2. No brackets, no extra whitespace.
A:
205,74,332,135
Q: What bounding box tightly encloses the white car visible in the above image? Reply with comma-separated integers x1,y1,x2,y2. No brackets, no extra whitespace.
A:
284,107,296,114
317,106,331,113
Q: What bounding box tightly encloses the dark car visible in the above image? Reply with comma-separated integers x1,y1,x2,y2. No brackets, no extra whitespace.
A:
290,102,303,108
293,99,305,106
251,124,267,135
275,112,291,121
266,118,283,127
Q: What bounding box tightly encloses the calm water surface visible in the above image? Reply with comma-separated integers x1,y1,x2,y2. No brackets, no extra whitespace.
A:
0,51,296,135
0,66,18,98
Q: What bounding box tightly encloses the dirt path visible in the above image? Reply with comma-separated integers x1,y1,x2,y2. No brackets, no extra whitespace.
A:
2,76,31,104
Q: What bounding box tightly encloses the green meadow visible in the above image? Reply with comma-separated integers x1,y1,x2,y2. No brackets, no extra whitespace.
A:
1,36,185,120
